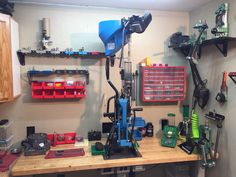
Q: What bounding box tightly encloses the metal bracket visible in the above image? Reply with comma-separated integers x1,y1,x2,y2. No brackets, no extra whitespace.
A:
215,42,228,57
27,69,90,85
228,72,236,84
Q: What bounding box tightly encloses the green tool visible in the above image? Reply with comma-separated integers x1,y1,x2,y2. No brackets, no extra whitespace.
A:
161,125,178,148
198,125,215,168
191,111,199,139
91,145,105,156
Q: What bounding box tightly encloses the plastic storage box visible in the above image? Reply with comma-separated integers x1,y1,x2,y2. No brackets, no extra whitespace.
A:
31,81,86,99
0,121,13,141
0,135,13,150
141,65,186,102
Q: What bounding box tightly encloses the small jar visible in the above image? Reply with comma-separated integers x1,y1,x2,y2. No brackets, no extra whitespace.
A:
146,122,154,137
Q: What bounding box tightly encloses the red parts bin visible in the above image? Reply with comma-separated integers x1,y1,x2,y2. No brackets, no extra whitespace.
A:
54,82,65,89
54,89,65,98
47,132,76,146
65,90,76,98
32,81,44,89
65,81,76,89
44,82,54,89
32,90,44,99
44,90,54,98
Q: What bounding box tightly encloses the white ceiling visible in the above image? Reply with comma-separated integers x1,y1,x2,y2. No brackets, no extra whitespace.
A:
10,0,214,12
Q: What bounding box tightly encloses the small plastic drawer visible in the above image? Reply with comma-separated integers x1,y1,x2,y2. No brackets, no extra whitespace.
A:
32,90,44,99
44,90,54,98
32,81,44,89
65,89,76,98
65,81,76,89
0,135,13,150
44,82,54,89
54,82,65,89
0,121,13,141
54,90,65,98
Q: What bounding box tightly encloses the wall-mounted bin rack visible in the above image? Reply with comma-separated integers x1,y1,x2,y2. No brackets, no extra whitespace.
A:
17,49,105,65
169,37,236,58
31,81,86,99
141,65,186,102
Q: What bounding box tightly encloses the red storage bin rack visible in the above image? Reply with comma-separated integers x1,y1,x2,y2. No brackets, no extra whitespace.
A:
31,81,86,99
142,65,186,102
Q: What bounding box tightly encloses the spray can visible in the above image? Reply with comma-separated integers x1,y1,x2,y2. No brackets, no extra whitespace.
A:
146,122,153,137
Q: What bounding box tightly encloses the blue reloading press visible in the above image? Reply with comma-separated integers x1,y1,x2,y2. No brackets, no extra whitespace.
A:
99,13,152,159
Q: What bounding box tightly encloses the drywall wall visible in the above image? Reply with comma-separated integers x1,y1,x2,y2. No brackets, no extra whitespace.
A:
189,1,236,177
0,4,190,143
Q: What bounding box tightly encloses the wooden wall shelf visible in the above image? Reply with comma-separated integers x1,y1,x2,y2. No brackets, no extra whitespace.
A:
17,50,106,65
169,37,236,58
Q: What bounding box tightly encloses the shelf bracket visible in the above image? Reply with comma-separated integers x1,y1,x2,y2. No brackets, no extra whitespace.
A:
214,42,228,57
180,48,189,57
17,51,26,65
228,72,236,84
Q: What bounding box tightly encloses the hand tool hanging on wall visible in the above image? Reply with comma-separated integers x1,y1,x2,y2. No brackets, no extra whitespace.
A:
187,20,210,109
216,71,228,103
198,111,225,168
41,18,53,50
179,110,225,168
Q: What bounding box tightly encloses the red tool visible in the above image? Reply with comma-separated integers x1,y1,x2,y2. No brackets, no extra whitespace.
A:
0,152,19,172
45,148,85,159
216,71,228,103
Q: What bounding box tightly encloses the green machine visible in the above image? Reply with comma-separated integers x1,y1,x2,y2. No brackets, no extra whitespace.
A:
161,126,178,148
161,113,178,148
198,124,215,168
211,3,229,37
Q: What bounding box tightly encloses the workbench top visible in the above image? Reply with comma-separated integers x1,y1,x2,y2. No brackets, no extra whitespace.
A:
11,138,200,176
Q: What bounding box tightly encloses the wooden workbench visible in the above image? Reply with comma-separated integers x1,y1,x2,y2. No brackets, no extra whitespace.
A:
11,138,200,176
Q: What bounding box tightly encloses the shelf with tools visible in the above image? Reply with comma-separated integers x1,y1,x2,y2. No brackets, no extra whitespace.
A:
28,69,88,99
169,37,236,58
17,49,106,65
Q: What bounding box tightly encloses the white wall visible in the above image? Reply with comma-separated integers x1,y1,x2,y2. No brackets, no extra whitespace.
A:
0,4,189,146
189,1,236,177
